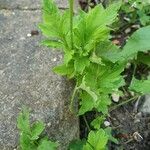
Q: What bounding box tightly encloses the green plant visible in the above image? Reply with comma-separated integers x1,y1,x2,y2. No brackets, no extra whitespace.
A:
112,0,150,30
17,108,59,150
110,0,150,68
39,0,150,149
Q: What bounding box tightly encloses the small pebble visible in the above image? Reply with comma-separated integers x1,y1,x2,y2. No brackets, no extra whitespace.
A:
130,91,135,96
53,57,57,62
47,122,51,127
104,121,110,127
112,93,120,103
27,33,32,37
125,28,131,34
126,63,131,69
132,24,140,29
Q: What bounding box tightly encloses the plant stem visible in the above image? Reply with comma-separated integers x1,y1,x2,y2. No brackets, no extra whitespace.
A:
70,83,78,113
69,0,74,50
83,116,91,132
109,96,138,112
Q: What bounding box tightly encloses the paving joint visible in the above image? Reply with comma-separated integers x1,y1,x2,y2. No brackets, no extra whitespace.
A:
0,6,68,11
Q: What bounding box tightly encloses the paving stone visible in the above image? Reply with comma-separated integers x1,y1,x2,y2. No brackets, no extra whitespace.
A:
0,9,79,150
0,0,79,9
140,95,150,114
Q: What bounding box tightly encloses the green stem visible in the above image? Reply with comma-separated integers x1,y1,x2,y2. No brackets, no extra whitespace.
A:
109,96,138,112
133,62,137,78
69,0,74,49
70,83,78,113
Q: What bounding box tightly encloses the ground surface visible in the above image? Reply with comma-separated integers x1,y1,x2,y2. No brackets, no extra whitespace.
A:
0,1,79,150
110,96,150,150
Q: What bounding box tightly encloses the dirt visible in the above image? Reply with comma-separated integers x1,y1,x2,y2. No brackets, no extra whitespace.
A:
110,99,150,150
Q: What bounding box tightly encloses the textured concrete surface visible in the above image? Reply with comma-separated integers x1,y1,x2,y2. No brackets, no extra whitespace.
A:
0,1,79,149
0,0,78,9
140,95,150,114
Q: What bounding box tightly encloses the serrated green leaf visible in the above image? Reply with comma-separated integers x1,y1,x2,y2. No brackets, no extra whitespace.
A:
91,116,106,130
53,63,74,77
121,25,150,60
39,24,60,38
98,64,125,93
78,77,98,102
64,50,74,64
17,107,30,134
31,121,45,140
41,39,63,49
96,96,111,114
74,56,90,74
37,139,59,150
129,77,150,94
89,52,104,65
83,129,108,150
86,1,121,31
20,132,36,150
79,92,94,115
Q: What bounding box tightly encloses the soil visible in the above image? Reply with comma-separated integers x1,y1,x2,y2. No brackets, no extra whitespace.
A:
110,99,150,150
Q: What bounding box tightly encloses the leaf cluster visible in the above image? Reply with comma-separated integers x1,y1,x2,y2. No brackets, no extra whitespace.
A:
17,108,59,150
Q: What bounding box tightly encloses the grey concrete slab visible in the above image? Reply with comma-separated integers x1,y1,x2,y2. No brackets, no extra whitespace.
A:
140,95,150,114
0,0,79,9
0,9,78,150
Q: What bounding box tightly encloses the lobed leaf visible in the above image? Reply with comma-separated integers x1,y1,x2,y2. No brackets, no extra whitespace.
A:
129,77,150,94
83,129,109,150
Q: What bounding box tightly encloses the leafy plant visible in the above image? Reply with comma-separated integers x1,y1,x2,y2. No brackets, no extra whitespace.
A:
17,108,58,150
39,0,150,149
112,0,150,30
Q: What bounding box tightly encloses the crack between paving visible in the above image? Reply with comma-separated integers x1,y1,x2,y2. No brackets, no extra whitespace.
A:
0,6,68,11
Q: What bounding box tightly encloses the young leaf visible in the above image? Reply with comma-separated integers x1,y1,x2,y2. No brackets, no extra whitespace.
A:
37,139,59,150
74,56,90,74
31,121,45,140
83,129,109,150
20,133,36,150
79,92,95,115
17,107,31,134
